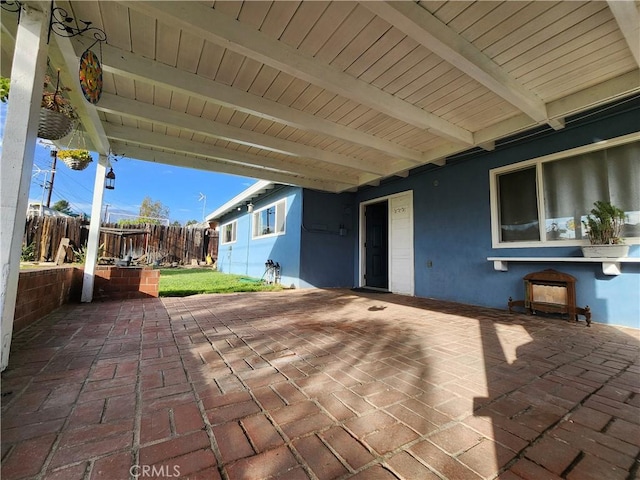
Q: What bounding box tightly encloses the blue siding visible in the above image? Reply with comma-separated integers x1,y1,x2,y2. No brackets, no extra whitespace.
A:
215,101,639,327
299,190,356,288
217,186,303,287
350,102,640,328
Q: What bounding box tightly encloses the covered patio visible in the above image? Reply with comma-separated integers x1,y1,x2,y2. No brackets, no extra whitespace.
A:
2,289,638,479
2,0,640,370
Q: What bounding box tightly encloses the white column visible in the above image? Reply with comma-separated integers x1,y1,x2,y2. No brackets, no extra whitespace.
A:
0,5,50,371
81,154,108,302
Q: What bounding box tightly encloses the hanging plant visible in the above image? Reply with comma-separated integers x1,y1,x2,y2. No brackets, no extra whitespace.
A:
0,76,9,103
58,124,92,170
58,149,92,171
38,70,77,140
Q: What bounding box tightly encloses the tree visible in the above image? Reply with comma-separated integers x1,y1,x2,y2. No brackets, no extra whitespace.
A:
138,196,169,224
185,219,199,227
170,220,181,227
52,199,73,215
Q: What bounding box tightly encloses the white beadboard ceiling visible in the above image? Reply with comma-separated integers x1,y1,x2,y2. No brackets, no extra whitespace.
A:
2,1,639,192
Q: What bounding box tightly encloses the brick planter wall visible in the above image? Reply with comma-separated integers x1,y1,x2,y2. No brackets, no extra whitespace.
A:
15,267,83,332
93,266,159,301
15,266,159,331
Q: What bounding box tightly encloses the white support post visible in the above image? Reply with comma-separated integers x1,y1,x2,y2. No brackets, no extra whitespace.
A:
0,5,50,371
81,154,108,302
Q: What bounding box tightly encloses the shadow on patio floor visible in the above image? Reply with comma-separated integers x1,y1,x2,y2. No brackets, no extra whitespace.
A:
2,289,639,479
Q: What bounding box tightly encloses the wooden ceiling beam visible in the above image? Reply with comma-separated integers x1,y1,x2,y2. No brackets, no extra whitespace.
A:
48,36,110,155
104,124,364,186
362,1,554,129
607,1,640,68
421,72,640,165
110,142,350,193
96,93,389,177
121,1,473,145
87,40,426,167
476,70,640,145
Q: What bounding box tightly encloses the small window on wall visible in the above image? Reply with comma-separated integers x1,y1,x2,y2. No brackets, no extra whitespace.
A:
490,135,640,247
221,221,237,245
253,200,286,238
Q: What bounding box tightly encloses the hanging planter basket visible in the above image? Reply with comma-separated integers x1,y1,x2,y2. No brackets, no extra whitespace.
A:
37,107,76,140
38,70,77,140
58,149,92,171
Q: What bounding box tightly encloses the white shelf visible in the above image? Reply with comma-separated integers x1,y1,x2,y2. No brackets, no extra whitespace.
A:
487,256,640,276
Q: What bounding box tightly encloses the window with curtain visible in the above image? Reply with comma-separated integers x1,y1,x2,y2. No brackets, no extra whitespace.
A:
491,138,640,246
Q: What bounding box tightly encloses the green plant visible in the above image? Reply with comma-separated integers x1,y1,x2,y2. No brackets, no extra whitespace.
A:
73,245,86,264
582,201,627,245
0,76,9,103
41,73,76,119
57,149,91,161
21,242,36,262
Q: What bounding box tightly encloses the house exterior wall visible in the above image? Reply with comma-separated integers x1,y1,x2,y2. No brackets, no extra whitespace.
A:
217,186,303,287
214,101,638,327
352,101,640,328
299,190,356,288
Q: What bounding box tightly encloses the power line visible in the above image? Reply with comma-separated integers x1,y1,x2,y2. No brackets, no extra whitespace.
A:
48,184,92,213
53,166,95,196
30,159,96,213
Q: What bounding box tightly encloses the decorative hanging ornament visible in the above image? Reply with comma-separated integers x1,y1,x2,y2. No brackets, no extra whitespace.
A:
79,49,103,104
47,5,108,105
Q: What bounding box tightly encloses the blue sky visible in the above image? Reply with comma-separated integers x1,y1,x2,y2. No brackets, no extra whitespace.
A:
1,102,255,224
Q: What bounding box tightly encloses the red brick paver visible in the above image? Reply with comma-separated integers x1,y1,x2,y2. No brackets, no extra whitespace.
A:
2,289,639,479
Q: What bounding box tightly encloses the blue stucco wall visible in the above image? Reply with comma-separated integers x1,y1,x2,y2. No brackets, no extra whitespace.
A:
351,101,640,328
217,186,303,288
299,190,356,288
215,101,638,326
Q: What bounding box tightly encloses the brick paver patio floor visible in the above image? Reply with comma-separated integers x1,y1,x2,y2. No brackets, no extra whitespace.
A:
2,289,639,480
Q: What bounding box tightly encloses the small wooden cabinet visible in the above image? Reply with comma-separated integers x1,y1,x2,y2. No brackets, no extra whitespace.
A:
509,269,591,326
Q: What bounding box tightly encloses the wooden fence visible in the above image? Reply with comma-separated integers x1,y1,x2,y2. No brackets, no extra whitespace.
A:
24,216,88,263
23,216,218,265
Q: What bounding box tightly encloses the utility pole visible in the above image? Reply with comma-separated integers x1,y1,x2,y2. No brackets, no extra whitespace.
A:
32,166,49,216
45,150,57,207
103,204,110,223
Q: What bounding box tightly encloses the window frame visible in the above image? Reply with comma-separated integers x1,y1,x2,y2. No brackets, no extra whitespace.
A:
252,199,286,239
220,220,237,245
490,132,640,249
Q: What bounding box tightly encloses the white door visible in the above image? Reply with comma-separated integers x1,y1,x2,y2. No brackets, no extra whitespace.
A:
389,192,414,295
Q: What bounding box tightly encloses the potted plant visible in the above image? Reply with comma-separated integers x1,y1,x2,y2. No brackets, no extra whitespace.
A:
57,149,92,171
38,72,77,140
581,201,629,258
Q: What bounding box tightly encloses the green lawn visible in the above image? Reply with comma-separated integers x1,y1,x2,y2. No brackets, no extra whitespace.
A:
159,268,283,297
